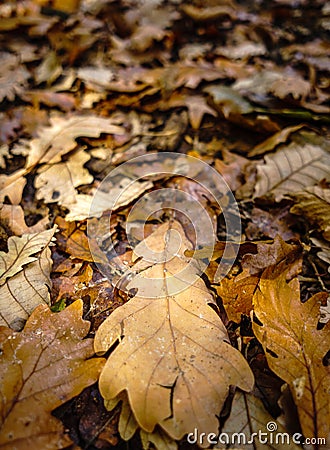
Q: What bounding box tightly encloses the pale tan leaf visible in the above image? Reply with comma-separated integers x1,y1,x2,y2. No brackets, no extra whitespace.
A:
35,148,93,205
0,52,29,103
221,391,301,450
95,220,254,444
0,204,49,236
21,114,125,168
0,227,56,286
254,142,330,201
65,179,153,221
0,300,105,449
252,270,330,441
290,187,330,240
0,169,26,205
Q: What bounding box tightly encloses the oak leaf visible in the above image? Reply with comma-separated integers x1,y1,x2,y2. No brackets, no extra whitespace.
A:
0,300,105,449
0,227,56,329
290,187,330,241
35,148,93,205
0,204,49,236
15,114,125,168
95,220,254,445
0,169,26,205
241,235,303,278
254,141,330,201
65,178,153,221
216,268,259,323
252,270,330,441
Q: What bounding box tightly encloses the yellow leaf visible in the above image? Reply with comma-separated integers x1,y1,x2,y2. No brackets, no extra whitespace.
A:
290,186,330,241
95,220,254,443
252,270,330,441
0,300,105,449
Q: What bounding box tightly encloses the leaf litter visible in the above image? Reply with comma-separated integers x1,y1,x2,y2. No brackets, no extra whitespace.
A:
0,0,330,449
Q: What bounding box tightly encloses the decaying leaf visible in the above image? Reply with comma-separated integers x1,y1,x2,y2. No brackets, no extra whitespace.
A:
0,227,56,329
290,186,330,241
95,220,254,445
254,140,330,201
35,148,93,205
252,269,330,441
222,391,301,449
0,300,105,449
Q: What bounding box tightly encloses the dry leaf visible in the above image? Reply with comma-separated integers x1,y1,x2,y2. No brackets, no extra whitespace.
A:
35,148,93,205
0,227,56,329
241,235,303,278
95,220,254,445
18,114,125,168
254,141,330,201
249,125,305,157
216,268,259,322
290,187,330,241
0,300,105,449
221,391,301,449
55,217,107,264
65,178,153,221
0,204,49,236
0,169,26,205
0,227,56,286
252,270,330,441
0,52,29,103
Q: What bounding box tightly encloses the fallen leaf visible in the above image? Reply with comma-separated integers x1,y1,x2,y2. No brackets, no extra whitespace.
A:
65,178,153,221
245,206,299,241
16,114,125,168
290,186,330,241
215,150,249,191
0,52,29,103
241,235,303,278
252,269,330,441
221,391,301,449
0,227,56,286
95,220,254,444
55,217,107,264
216,268,259,322
181,3,236,22
0,169,27,205
0,300,105,449
35,148,93,205
0,204,49,236
0,227,56,329
205,84,253,118
254,140,330,201
249,125,305,157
